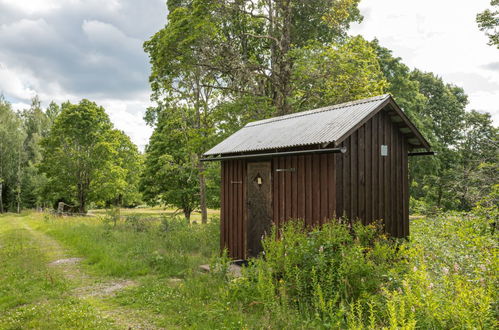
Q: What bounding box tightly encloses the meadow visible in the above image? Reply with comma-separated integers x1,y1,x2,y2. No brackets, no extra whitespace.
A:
0,208,497,329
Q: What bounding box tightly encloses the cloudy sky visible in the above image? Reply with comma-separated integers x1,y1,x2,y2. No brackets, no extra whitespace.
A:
1,0,498,149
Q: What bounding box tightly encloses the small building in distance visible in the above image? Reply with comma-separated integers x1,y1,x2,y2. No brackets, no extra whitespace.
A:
202,94,432,259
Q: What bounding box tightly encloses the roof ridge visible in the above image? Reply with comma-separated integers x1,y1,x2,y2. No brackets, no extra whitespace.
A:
246,94,390,128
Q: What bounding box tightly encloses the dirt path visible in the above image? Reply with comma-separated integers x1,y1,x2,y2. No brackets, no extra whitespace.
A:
18,219,161,330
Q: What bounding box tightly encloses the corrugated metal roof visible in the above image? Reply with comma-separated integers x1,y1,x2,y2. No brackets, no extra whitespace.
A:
204,94,391,156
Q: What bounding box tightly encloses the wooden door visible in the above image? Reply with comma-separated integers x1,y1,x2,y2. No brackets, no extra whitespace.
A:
246,161,273,257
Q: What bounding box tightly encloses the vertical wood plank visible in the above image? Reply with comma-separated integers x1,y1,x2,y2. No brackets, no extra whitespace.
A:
234,160,239,258
285,157,292,221
365,120,372,224
344,138,351,220
298,156,305,220
359,125,365,224
395,132,402,237
312,154,320,226
241,161,248,259
328,153,336,219
278,157,286,226
305,155,313,226
320,154,328,224
292,156,298,219
387,115,394,236
222,161,226,253
336,145,344,218
351,132,358,221
381,113,388,232
372,115,379,222
238,160,243,257
273,158,279,226
403,142,409,236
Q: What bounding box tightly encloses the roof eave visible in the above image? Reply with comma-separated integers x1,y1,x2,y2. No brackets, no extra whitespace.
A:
334,95,431,151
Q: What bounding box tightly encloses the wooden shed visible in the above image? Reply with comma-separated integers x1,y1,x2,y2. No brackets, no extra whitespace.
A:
202,94,432,259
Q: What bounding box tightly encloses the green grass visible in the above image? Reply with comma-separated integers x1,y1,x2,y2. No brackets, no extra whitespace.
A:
0,214,115,329
1,210,497,329
30,212,219,278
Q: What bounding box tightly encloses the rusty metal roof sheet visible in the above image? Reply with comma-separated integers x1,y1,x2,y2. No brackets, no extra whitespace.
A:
205,94,393,156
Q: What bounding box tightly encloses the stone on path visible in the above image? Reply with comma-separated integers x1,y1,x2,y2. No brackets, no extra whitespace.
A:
199,264,211,272
49,257,83,265
198,263,243,278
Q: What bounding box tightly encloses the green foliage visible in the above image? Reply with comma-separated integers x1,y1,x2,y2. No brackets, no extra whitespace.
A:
40,99,141,213
373,42,498,212
221,213,497,328
0,215,115,329
2,210,496,328
140,109,201,219
291,36,387,111
477,0,499,48
0,97,25,213
227,220,403,327
35,213,219,278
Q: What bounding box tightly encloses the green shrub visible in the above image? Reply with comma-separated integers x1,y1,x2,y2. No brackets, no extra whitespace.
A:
229,219,404,326
227,214,497,328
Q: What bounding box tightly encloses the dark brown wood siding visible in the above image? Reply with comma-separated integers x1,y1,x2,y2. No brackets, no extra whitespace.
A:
221,159,247,259
271,153,336,227
335,109,409,237
220,107,411,259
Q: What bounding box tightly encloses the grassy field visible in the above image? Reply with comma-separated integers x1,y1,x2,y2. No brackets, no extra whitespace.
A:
0,209,497,329
88,207,220,223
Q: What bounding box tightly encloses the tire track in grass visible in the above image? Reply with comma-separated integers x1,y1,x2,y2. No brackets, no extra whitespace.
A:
17,216,161,330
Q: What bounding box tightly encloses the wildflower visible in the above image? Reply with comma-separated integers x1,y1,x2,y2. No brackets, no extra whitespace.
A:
442,267,449,275
453,263,460,272
319,245,324,253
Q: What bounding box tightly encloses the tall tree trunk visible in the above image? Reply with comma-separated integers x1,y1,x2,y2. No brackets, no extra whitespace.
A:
198,160,208,224
193,75,208,224
269,0,293,116
0,181,3,214
78,181,87,214
184,208,191,223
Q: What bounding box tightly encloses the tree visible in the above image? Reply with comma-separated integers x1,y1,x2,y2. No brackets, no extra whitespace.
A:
291,36,387,110
0,97,25,213
141,108,200,221
144,0,373,221
98,129,142,208
477,0,499,48
453,111,498,210
40,99,139,213
19,97,52,209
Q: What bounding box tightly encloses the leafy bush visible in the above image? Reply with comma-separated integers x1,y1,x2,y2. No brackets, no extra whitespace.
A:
227,214,497,328
229,219,404,326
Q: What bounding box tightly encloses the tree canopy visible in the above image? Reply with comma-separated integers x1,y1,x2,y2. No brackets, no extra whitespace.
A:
477,0,499,48
40,99,141,213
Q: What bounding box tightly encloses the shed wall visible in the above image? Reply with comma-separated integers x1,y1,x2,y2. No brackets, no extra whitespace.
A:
220,108,410,260
335,110,409,237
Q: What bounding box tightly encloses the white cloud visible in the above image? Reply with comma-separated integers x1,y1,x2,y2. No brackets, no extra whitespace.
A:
0,63,37,99
351,0,499,124
99,98,154,150
0,0,165,148
0,0,62,14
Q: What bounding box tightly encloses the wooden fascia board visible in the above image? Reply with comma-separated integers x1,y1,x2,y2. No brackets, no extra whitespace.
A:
387,98,431,150
334,96,431,151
